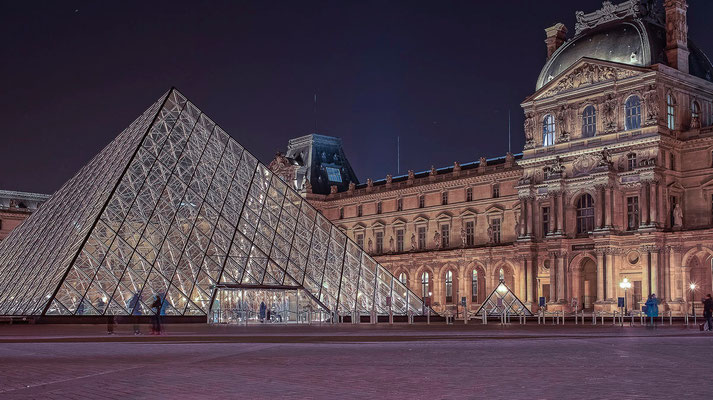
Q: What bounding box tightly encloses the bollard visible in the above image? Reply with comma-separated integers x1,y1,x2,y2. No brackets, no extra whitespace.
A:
669,311,672,326
482,308,488,325
427,308,431,325
593,311,596,325
537,310,542,325
640,312,644,326
464,310,468,325
562,310,565,325
389,309,393,325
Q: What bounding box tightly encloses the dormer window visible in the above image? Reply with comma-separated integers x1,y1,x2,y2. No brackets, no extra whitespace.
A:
543,114,555,146
325,166,342,183
582,105,596,137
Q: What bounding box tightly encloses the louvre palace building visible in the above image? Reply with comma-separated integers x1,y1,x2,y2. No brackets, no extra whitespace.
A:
271,0,713,317
1,0,712,321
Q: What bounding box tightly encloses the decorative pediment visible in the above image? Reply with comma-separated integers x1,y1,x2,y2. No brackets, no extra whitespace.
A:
459,207,478,218
484,204,505,214
535,59,642,100
391,217,407,226
435,211,453,221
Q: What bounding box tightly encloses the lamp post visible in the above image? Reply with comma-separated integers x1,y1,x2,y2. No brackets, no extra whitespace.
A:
620,278,632,315
689,283,697,316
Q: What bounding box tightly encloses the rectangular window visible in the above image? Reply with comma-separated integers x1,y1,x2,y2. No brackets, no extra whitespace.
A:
419,195,425,208
492,185,500,198
357,205,362,217
376,202,382,214
466,187,473,202
356,234,364,249
627,196,639,230
491,218,501,244
542,206,550,236
397,198,403,211
375,232,383,254
442,192,448,205
396,229,404,252
339,207,344,219
471,270,478,302
418,226,426,250
441,224,450,248
325,166,342,182
627,153,637,171
465,221,475,246
670,153,675,171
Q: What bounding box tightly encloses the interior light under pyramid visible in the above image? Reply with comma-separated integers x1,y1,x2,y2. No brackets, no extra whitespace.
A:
0,89,426,319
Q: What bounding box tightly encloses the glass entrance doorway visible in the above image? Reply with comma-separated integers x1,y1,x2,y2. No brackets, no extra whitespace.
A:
210,287,328,324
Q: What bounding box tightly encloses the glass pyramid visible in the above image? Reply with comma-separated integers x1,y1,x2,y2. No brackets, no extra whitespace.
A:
0,89,425,318
475,281,532,317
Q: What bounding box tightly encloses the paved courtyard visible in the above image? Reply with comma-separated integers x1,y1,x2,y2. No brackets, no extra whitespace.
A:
0,323,711,399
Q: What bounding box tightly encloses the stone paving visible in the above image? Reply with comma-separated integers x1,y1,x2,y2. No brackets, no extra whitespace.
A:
0,323,711,399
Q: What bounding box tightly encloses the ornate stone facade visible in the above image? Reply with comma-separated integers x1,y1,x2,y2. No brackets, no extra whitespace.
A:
272,0,713,317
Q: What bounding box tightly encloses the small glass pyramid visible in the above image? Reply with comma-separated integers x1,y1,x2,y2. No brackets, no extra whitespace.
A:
475,280,532,316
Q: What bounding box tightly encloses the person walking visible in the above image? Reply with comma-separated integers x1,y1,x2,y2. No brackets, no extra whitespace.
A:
645,293,659,328
129,294,142,335
703,294,713,331
151,295,163,335
259,301,266,323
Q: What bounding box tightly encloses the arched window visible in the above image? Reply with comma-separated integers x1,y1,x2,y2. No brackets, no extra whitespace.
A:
499,268,505,282
471,270,478,302
625,96,641,130
667,92,676,130
576,194,595,234
398,272,407,286
421,271,430,297
691,100,701,128
582,105,596,137
542,114,555,146
445,270,453,303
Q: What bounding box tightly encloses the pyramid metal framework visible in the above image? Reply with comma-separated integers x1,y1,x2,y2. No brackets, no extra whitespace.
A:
0,89,425,317
475,281,532,317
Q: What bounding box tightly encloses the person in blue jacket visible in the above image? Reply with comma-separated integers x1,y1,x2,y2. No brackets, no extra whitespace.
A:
645,293,659,328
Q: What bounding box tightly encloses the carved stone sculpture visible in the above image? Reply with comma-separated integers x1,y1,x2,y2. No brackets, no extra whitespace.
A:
673,203,683,227
460,226,467,248
487,223,494,244
410,233,416,251
644,89,659,124
433,231,441,249
602,95,618,132
389,236,394,253
524,113,535,148
367,238,373,253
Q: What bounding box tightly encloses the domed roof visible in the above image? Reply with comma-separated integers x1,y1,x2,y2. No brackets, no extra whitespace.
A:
536,6,713,90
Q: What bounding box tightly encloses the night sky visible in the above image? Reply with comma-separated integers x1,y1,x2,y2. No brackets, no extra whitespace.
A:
3,1,713,194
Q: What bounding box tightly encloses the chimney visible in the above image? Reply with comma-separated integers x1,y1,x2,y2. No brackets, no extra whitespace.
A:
544,23,568,60
664,0,689,73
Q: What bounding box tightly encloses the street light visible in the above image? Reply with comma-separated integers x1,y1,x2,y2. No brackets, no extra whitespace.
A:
689,283,697,316
619,278,632,315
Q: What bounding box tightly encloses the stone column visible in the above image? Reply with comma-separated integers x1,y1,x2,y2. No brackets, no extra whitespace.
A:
526,256,535,304
549,195,557,235
557,254,566,302
557,192,565,233
681,265,691,303
604,186,613,228
596,250,605,302
595,186,604,229
519,258,527,301
649,181,658,227
526,197,533,237
650,248,659,297
672,246,683,301
549,252,556,303
641,247,650,298
518,197,526,237
606,250,615,301
640,183,649,226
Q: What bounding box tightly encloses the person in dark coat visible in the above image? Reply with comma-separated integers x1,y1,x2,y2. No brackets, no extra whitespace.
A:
702,294,713,331
259,301,266,323
151,295,163,335
645,293,659,328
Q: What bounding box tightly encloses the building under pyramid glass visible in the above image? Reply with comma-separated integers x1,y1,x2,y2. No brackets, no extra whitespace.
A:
0,89,425,322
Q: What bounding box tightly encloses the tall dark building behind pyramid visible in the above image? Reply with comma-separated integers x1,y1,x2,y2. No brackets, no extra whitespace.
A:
0,89,425,319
